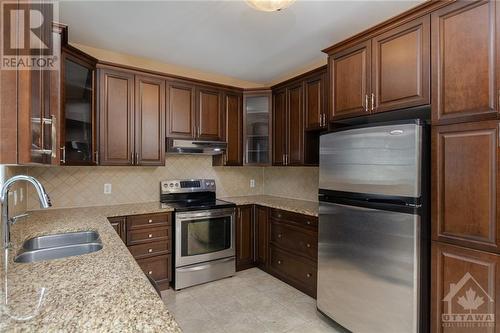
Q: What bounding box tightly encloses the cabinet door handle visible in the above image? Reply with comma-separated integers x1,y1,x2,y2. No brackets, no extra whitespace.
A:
60,146,66,164
371,93,375,112
365,94,369,112
51,115,57,159
131,152,134,165
95,151,99,164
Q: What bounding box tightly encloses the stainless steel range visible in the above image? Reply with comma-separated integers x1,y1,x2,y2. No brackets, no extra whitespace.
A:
160,179,236,290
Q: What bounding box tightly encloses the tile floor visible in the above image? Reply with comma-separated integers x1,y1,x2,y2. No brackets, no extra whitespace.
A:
162,268,345,333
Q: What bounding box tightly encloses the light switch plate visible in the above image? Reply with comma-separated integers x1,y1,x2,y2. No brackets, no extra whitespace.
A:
250,179,256,188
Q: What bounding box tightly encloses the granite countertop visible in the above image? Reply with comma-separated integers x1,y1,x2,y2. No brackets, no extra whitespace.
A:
222,195,318,217
0,202,181,333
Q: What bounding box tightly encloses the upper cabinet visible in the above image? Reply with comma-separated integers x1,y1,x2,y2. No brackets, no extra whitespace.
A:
60,47,97,165
327,15,430,120
330,40,372,119
223,91,243,166
431,0,498,124
166,81,223,141
272,66,327,166
196,87,223,140
372,15,430,113
99,66,165,166
166,81,195,139
243,91,272,165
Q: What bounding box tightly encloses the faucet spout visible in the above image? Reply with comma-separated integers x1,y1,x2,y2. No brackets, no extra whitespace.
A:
0,175,51,249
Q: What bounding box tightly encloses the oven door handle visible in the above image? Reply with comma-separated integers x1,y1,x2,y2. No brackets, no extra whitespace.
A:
176,257,234,272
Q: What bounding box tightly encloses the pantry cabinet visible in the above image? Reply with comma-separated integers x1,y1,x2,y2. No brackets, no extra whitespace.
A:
432,120,500,253
328,15,430,120
99,67,165,166
431,242,500,332
431,0,498,124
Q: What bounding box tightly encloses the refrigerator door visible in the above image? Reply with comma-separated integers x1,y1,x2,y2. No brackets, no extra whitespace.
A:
317,201,420,333
319,122,422,197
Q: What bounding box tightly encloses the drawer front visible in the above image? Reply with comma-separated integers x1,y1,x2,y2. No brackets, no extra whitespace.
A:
269,245,317,297
128,240,170,259
127,226,170,245
270,209,318,229
127,213,171,229
271,221,317,261
136,254,171,282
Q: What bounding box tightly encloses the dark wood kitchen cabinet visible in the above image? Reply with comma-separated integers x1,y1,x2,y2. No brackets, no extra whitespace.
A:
60,47,97,165
304,71,328,130
327,16,430,120
287,83,304,165
134,75,165,166
99,67,165,166
196,87,222,140
166,81,196,139
329,40,372,120
167,81,223,141
99,68,135,165
272,88,287,166
372,15,430,113
236,205,255,271
255,205,269,270
109,212,172,290
221,91,243,165
431,0,498,125
432,120,500,254
431,241,500,332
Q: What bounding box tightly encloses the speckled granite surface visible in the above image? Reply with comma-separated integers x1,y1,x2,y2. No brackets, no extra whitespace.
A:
0,202,181,333
221,195,318,217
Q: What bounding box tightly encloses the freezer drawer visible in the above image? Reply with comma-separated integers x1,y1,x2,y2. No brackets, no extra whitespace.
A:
317,201,420,333
319,122,422,197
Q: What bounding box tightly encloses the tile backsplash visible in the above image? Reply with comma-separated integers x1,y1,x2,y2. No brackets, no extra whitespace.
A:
263,167,319,202
5,156,319,210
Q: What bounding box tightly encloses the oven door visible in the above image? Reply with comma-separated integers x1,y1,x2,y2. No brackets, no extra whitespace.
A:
175,208,235,267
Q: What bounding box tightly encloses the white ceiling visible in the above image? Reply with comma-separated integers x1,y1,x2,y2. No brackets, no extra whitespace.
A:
60,0,423,84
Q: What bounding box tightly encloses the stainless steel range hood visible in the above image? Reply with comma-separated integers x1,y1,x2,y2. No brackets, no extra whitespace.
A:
166,139,226,155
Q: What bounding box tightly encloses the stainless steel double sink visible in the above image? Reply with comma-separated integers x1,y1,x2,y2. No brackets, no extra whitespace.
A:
14,231,103,263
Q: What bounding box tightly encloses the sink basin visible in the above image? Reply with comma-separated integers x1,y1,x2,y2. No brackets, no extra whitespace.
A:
21,231,100,250
14,231,102,263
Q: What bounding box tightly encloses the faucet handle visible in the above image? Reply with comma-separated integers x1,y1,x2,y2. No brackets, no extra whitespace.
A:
9,213,29,224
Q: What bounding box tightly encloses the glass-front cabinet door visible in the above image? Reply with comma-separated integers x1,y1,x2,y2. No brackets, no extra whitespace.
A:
243,91,272,165
61,49,96,165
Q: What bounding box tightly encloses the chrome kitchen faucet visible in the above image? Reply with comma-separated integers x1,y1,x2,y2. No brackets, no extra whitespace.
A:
0,175,51,250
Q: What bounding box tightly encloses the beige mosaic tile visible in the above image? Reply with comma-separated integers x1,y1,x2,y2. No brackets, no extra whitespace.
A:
263,166,319,202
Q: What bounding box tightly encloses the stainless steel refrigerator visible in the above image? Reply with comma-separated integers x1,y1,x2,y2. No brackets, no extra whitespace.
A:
317,120,429,333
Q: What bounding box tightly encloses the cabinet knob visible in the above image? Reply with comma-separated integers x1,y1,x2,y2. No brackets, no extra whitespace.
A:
306,273,312,278
277,213,282,218
148,271,153,275
277,233,282,239
277,260,282,265
306,221,311,225
148,234,153,238
306,243,311,248
148,248,153,253
148,219,153,223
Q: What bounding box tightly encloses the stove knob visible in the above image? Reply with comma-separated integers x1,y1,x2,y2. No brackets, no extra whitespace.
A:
169,183,174,187
175,183,179,187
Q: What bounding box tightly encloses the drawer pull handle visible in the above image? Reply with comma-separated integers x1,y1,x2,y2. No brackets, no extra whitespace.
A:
148,234,153,238
148,248,153,253
148,219,153,223
306,273,312,278
306,243,311,248
277,233,282,239
277,260,283,265
148,271,153,275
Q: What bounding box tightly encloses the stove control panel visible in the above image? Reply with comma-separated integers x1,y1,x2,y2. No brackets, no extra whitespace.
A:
161,179,216,193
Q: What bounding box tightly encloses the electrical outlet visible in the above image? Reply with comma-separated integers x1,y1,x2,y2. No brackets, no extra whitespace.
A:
250,179,256,188
104,183,112,194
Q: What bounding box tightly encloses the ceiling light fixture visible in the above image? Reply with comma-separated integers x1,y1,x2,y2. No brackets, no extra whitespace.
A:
246,0,296,12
